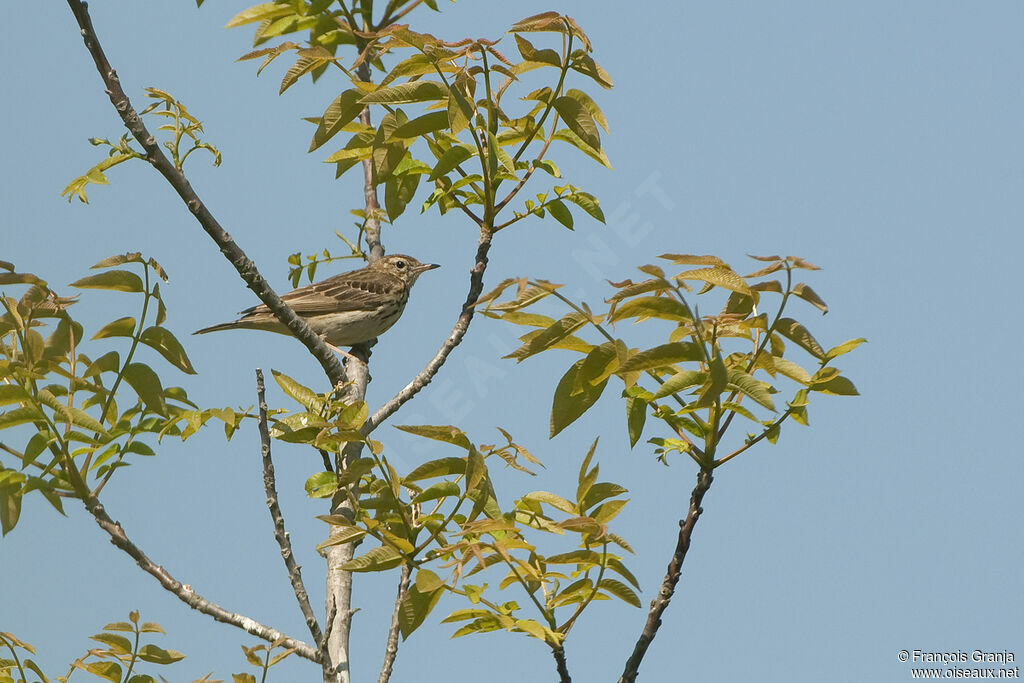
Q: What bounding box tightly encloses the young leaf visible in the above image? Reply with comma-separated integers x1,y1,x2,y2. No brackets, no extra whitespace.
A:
395,425,472,450
625,394,647,447
92,317,137,340
597,577,641,607
139,326,197,375
546,198,574,230
792,283,828,313
310,89,365,152
825,337,867,360
653,370,706,399
726,369,776,411
122,363,168,416
398,582,444,639
551,360,608,437
361,81,448,105
617,342,703,375
341,545,403,572
70,270,144,293
775,318,826,359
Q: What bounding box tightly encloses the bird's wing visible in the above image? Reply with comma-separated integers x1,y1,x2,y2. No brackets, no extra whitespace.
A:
237,271,402,317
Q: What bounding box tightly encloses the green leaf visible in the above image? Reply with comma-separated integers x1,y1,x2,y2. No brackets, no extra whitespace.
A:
341,545,403,572
139,326,196,375
0,483,23,535
0,406,47,428
697,354,729,406
598,577,641,607
92,317,137,340
575,343,619,393
428,145,474,181
546,199,574,230
136,644,185,665
395,425,472,450
772,357,812,384
552,128,612,168
775,318,826,359
402,458,467,486
825,337,867,360
571,52,613,89
271,370,323,412
385,171,421,221
591,498,628,523
310,89,365,152
391,111,450,140
225,3,294,27
70,270,144,293
0,384,30,407
564,190,605,223
625,395,646,447
792,283,828,313
581,481,628,511
82,661,122,683
506,312,588,362
416,569,444,593
102,621,134,632
399,582,444,639
617,342,703,375
726,369,776,411
564,88,608,132
122,363,167,415
64,407,105,433
316,526,366,551
523,491,576,515
412,481,461,503
361,81,448,105
551,360,608,437
609,296,690,324
811,374,859,396
465,446,486,493
513,34,561,68
653,370,706,398
84,350,120,378
552,96,600,151
675,267,751,296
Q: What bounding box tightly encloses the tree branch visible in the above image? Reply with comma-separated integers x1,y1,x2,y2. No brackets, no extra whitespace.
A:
376,563,411,683
64,0,346,388
363,227,493,434
79,494,319,662
256,369,323,647
618,468,714,683
552,644,572,683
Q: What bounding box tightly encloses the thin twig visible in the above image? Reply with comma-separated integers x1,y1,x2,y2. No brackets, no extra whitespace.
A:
256,369,323,647
363,227,493,433
618,468,714,683
376,563,412,683
64,0,346,388
79,494,320,662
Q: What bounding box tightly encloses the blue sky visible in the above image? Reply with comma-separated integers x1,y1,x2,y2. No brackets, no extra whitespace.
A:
2,2,1023,681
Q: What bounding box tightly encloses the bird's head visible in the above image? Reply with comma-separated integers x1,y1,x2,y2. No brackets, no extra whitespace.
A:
374,254,440,285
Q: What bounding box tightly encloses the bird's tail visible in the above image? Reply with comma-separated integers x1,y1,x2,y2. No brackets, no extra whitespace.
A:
193,322,240,335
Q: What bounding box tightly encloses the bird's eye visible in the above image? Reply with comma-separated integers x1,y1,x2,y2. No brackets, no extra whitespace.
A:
395,260,406,269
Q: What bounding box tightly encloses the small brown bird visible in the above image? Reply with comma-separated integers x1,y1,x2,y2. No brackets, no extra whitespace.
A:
194,254,439,352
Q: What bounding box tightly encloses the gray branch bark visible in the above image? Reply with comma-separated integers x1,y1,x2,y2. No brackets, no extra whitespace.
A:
618,468,714,682
257,369,323,647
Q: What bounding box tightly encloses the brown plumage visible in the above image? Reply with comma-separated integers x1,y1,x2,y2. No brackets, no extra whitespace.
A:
194,254,439,348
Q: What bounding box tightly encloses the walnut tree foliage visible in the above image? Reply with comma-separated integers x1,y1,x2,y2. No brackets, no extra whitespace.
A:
1,1,860,682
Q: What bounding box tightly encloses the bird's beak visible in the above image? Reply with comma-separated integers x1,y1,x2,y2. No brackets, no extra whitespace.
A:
416,262,441,273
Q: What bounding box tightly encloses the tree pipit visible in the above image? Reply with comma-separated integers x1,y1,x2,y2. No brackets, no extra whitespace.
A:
195,254,439,358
